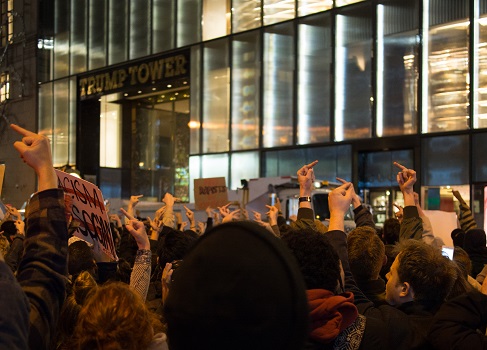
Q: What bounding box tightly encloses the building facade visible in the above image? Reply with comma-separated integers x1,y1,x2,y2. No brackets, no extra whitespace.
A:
3,0,487,227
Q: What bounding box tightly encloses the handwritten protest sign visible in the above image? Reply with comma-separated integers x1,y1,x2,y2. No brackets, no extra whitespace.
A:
194,177,228,210
56,170,118,261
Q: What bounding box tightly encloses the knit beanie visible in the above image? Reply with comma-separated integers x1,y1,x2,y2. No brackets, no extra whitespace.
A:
164,221,309,350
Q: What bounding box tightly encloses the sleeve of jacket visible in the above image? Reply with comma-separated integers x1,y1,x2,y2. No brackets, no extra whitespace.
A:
290,208,316,230
17,189,68,350
399,206,423,241
4,235,24,272
428,290,487,350
130,249,152,301
458,201,478,233
353,205,375,229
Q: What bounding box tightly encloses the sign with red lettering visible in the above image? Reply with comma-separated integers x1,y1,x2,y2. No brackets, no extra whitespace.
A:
56,170,118,261
194,177,228,210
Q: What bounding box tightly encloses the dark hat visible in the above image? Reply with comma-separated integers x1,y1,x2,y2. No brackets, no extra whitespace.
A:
164,221,308,350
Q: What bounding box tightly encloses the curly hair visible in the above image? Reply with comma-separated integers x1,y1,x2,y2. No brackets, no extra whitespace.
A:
281,227,340,291
347,226,385,281
396,240,456,309
73,282,164,350
382,218,400,244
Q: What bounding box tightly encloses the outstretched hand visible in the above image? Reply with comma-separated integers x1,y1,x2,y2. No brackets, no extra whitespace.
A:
297,160,318,195
393,162,416,206
328,182,353,232
11,124,57,191
121,208,150,250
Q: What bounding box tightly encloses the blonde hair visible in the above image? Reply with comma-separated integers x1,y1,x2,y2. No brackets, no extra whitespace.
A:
0,235,9,256
74,282,163,350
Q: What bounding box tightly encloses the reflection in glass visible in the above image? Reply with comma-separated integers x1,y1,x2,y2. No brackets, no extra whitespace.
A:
230,152,259,190
39,83,53,142
263,0,295,26
108,0,128,65
189,156,201,202
232,0,261,33
203,0,229,41
190,46,201,154
201,154,229,179
53,79,69,167
129,0,150,59
232,31,261,150
298,14,331,144
100,94,122,168
377,1,418,136
335,0,364,6
472,132,487,182
70,0,87,75
335,6,372,141
203,39,230,153
474,3,487,128
424,0,469,133
298,0,332,17
69,78,77,164
88,0,106,70
153,0,175,52
263,23,294,147
177,0,201,47
54,0,69,79
358,150,413,188
422,135,469,186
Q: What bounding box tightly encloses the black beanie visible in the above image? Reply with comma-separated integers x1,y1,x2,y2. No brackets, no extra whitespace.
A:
164,221,309,350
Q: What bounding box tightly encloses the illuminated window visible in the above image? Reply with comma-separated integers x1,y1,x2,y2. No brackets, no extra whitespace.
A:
0,0,12,47
0,72,9,102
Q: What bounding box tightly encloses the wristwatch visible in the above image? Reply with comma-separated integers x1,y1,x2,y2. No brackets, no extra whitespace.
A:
298,196,311,203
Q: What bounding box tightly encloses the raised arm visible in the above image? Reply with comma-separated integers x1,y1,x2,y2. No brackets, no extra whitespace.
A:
453,190,478,233
290,161,318,230
10,124,69,350
337,177,375,229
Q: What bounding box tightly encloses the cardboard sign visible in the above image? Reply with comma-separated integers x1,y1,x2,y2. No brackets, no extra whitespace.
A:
56,170,118,261
194,177,228,210
0,164,5,196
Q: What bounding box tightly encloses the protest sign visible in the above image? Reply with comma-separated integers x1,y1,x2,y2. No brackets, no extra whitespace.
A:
56,170,118,261
194,177,228,210
0,164,5,196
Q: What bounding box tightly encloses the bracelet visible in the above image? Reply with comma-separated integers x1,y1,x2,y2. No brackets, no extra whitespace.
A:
298,196,311,203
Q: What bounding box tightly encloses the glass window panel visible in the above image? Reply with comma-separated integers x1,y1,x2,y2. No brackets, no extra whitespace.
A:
54,0,69,79
335,0,364,6
99,168,122,199
263,23,294,148
377,0,419,137
203,0,229,41
153,0,175,52
474,0,487,128
424,0,469,133
422,135,469,186
230,152,260,190
129,0,150,60
202,39,230,153
473,132,487,182
177,0,201,47
264,0,295,26
232,0,261,33
263,145,352,180
297,13,331,144
39,82,53,139
89,0,107,70
201,154,229,179
70,0,87,74
358,150,413,188
53,79,69,167
335,4,373,141
190,46,201,154
189,155,201,202
298,0,332,17
69,78,77,165
100,94,122,168
232,31,261,151
108,0,127,65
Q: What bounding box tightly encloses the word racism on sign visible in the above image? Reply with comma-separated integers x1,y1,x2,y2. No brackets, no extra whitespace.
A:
194,177,228,210
55,170,118,261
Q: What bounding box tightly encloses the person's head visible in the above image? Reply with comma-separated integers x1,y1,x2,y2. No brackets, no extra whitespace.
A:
57,271,98,347
68,240,97,279
385,240,456,310
382,218,400,245
347,226,385,281
74,282,163,350
463,229,487,253
0,234,9,256
157,227,197,268
281,227,342,292
1,220,17,242
451,228,465,247
164,221,308,350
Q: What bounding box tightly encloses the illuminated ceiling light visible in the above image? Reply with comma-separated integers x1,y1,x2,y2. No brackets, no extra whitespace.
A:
152,87,156,91
138,91,142,94
188,121,201,128
167,84,172,88
124,93,128,96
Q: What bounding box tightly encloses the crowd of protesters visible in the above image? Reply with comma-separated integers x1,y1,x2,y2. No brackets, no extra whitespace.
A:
2,124,487,349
